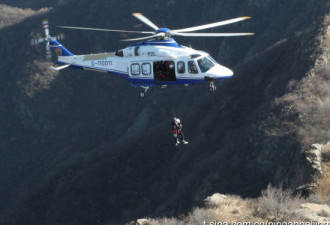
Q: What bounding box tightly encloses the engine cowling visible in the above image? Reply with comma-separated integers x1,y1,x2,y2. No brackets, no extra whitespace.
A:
115,46,176,59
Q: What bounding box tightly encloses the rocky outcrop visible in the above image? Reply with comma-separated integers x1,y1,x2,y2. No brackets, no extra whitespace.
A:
135,219,150,225
307,144,323,176
321,142,330,164
295,203,330,222
296,143,324,194
204,193,227,207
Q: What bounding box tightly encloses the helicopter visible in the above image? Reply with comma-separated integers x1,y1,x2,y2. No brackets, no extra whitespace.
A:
33,13,254,97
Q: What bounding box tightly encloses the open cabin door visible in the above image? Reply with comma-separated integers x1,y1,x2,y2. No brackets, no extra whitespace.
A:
153,61,176,82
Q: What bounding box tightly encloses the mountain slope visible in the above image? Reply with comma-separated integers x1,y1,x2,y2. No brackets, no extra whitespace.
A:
0,0,329,224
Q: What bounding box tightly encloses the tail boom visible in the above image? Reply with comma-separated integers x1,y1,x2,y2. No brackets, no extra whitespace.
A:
49,39,73,57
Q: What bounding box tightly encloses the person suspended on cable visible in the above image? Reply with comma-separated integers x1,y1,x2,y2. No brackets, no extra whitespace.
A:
170,117,188,146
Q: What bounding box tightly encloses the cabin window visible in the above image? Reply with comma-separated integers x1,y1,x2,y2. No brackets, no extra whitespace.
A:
142,63,151,75
131,63,140,75
115,50,123,57
188,61,198,74
177,61,185,73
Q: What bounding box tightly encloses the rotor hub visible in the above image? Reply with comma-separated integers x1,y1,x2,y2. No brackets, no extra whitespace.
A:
155,28,172,40
45,35,51,42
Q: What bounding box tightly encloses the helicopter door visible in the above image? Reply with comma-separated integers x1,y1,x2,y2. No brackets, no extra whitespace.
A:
153,61,176,82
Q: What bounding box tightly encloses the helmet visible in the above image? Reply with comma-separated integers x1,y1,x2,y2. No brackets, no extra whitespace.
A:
175,118,180,123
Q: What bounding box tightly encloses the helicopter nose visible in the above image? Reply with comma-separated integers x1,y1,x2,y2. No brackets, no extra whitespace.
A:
217,65,233,77
207,65,233,79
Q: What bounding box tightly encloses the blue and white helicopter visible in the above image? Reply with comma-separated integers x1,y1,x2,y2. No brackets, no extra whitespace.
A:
33,13,254,97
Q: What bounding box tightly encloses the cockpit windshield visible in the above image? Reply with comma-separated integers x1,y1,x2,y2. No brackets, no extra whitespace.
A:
197,57,215,73
207,55,218,64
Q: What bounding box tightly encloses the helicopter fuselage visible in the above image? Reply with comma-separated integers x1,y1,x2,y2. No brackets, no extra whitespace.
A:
55,38,233,95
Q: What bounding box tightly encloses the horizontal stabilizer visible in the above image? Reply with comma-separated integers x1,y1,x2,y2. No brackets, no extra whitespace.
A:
49,64,71,71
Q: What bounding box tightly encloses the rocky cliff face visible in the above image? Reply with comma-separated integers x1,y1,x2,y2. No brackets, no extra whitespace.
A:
0,0,329,224
133,191,330,225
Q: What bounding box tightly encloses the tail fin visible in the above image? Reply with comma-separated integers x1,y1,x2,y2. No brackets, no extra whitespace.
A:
49,39,74,56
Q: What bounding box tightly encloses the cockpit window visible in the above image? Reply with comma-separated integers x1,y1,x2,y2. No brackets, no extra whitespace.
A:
197,57,215,73
207,55,218,64
188,61,198,74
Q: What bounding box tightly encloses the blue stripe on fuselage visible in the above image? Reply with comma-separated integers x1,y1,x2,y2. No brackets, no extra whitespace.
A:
55,61,231,85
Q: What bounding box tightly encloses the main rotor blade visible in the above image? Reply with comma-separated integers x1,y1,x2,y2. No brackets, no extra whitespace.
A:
133,13,159,30
172,32,255,37
58,25,154,34
121,33,163,41
172,17,252,33
55,33,65,41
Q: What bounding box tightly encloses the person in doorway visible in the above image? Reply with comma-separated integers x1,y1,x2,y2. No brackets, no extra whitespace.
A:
171,117,188,146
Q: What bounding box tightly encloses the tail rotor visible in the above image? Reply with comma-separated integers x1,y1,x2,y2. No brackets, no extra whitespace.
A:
30,19,65,59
